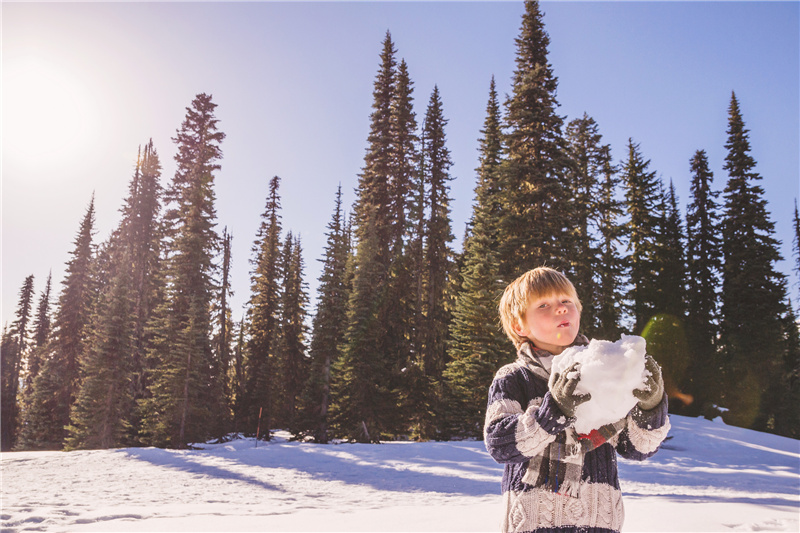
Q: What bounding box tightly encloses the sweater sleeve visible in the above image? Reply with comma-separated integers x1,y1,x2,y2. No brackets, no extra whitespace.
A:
483,364,572,464
615,393,670,461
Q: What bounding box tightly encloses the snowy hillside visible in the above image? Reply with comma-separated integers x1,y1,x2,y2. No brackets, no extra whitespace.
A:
2,415,798,532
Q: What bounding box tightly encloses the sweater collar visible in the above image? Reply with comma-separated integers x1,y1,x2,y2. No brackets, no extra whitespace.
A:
517,335,589,379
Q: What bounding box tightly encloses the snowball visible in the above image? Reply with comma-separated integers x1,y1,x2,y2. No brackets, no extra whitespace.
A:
551,335,649,434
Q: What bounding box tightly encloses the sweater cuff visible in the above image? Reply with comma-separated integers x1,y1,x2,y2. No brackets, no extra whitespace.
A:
534,392,573,435
631,392,669,429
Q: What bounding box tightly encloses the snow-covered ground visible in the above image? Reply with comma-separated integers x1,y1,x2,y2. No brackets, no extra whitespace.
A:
2,415,798,532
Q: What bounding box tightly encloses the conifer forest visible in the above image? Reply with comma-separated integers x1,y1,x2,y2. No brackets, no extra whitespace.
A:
3,1,799,451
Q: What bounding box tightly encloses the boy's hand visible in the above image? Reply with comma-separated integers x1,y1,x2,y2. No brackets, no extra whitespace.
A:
549,362,591,419
633,355,664,411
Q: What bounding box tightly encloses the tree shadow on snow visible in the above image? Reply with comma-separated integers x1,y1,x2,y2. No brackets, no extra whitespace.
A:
117,448,281,492
235,440,502,496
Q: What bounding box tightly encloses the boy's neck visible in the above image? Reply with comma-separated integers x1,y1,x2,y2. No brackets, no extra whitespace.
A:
530,338,567,355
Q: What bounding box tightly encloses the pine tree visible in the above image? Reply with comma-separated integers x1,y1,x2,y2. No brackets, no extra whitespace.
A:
656,181,686,317
718,92,789,431
65,247,134,450
497,0,570,279
244,175,283,439
296,186,351,442
621,139,662,333
643,181,690,413
231,317,247,434
384,57,420,437
332,33,401,442
1,326,20,449
594,145,626,340
20,272,53,432
774,297,800,437
1,275,35,451
685,149,722,415
214,227,234,436
793,200,800,307
563,114,615,337
140,94,224,448
406,86,455,439
332,205,391,442
273,233,309,431
19,198,96,450
443,78,508,438
67,143,164,449
127,141,164,420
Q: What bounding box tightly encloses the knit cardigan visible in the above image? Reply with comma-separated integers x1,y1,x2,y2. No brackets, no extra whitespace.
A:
484,346,670,533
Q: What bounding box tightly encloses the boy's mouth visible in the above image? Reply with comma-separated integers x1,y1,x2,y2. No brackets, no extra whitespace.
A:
557,321,571,328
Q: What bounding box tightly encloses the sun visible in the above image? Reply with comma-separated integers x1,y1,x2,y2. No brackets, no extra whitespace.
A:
3,54,102,173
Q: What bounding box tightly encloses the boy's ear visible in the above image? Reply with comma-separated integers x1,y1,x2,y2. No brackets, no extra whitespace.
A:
512,318,528,337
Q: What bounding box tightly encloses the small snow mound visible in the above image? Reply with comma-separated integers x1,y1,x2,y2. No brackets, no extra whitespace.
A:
552,334,648,433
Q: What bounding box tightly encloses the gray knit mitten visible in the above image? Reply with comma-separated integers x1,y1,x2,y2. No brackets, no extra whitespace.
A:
548,362,591,419
633,355,665,411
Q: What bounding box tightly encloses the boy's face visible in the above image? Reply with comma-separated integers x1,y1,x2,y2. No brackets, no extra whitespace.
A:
514,292,580,355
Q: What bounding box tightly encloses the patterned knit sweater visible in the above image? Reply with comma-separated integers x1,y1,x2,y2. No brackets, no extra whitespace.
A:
484,344,670,533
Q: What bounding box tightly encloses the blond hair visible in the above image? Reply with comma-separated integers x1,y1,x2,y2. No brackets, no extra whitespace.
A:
499,267,582,348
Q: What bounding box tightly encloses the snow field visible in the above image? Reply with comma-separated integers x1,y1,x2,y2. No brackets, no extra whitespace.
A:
1,416,798,532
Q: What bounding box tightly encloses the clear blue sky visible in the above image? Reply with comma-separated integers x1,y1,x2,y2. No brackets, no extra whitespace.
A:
3,1,799,326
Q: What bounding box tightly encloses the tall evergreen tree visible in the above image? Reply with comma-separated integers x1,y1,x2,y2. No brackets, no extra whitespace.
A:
244,175,283,439
384,56,420,437
297,186,351,442
230,317,247,434
685,149,722,415
563,114,614,337
407,86,454,439
273,233,309,431
420,86,454,380
65,246,135,450
594,146,626,340
127,141,164,418
1,327,20,449
20,198,96,449
718,92,789,431
443,78,508,438
774,297,800,437
497,0,570,279
20,272,53,428
140,94,224,448
793,200,800,307
214,226,234,435
621,139,662,333
1,275,35,451
331,206,391,442
643,181,690,412
332,33,402,442
68,143,164,449
655,181,687,317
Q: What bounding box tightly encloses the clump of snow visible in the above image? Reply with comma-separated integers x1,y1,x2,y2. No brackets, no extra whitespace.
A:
552,334,648,433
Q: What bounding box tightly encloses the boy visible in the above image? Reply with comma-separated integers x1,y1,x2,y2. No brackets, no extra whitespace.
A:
484,267,669,533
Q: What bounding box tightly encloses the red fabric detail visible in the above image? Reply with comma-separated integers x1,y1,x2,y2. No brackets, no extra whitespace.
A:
578,429,607,448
